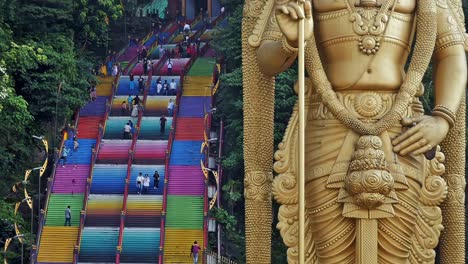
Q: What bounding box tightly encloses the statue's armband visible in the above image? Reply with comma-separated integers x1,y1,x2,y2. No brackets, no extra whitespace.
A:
434,0,468,54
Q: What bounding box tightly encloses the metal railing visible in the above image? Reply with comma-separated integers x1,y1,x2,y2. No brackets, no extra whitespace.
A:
206,250,237,264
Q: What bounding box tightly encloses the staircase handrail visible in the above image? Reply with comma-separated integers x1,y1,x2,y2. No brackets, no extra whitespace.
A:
33,130,67,262
211,11,227,28
115,69,152,264
73,71,121,263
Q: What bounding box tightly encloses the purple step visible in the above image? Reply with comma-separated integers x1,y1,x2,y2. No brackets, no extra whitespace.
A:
79,97,107,117
118,47,139,62
52,165,90,194
178,96,211,118
167,166,204,196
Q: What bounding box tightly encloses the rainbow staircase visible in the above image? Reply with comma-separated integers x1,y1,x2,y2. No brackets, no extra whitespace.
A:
36,18,222,263
162,52,215,263
36,78,112,263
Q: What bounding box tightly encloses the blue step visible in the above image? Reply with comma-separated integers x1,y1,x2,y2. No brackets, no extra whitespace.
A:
169,141,205,166
90,164,127,194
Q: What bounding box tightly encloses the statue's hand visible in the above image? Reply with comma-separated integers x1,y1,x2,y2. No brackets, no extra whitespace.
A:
392,116,450,156
275,0,313,48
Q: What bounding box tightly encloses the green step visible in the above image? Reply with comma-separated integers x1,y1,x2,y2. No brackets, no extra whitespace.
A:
187,58,216,77
165,196,204,229
45,194,84,226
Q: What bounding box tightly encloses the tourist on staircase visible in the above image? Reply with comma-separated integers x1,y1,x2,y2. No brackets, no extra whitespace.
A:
191,241,201,264
138,76,145,94
129,73,135,91
163,80,169,96
170,79,178,95
64,205,71,226
143,174,150,194
131,104,138,118
59,146,70,167
73,136,79,151
160,115,167,136
136,173,144,195
167,99,174,116
123,122,132,139
157,80,163,95
153,170,160,190
167,58,173,75
121,100,128,116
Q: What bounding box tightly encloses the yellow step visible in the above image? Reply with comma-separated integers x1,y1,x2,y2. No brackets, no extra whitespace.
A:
183,77,213,96
96,77,114,96
37,226,78,263
163,229,203,263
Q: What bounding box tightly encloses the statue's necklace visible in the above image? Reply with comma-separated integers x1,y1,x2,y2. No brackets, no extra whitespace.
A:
345,0,396,55
306,0,437,136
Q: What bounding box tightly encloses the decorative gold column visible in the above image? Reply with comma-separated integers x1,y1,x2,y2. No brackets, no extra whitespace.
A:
208,0,212,18
182,0,186,18
242,1,275,263
439,94,466,264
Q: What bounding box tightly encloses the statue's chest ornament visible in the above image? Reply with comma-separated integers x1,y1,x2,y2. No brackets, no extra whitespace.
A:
346,0,396,55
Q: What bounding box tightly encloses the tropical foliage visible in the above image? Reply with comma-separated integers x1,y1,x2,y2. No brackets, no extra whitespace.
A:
0,1,122,263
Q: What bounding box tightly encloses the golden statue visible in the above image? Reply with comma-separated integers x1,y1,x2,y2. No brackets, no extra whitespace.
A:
242,0,468,263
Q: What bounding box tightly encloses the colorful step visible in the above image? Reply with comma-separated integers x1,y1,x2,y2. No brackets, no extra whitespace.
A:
125,195,163,227
174,118,205,140
79,96,107,117
167,166,204,196
163,229,203,264
97,140,132,163
121,228,160,262
169,141,204,166
90,164,127,194
134,140,168,164
77,116,103,139
61,139,96,165
37,226,78,263
103,117,138,140
79,227,119,263
85,195,123,227
45,194,84,226
129,164,165,195
178,96,211,117
165,196,204,229
52,165,89,194
96,77,114,97
181,76,213,96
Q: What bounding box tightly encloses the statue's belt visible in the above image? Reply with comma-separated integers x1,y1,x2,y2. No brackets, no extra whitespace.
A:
308,91,423,121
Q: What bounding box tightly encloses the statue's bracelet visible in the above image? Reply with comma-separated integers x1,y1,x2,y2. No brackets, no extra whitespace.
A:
281,37,299,55
432,105,456,129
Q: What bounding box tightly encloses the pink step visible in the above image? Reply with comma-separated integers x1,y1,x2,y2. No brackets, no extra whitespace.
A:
52,165,90,194
167,166,204,196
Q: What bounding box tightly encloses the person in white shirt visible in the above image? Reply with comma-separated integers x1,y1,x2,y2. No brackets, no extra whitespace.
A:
169,79,177,95
123,123,132,139
167,58,173,75
159,46,165,58
143,174,150,194
183,23,190,33
157,80,163,95
136,173,144,195
131,104,139,117
167,99,175,116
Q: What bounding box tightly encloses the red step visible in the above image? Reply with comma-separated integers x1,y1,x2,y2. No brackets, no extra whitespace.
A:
77,117,103,139
174,118,205,140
